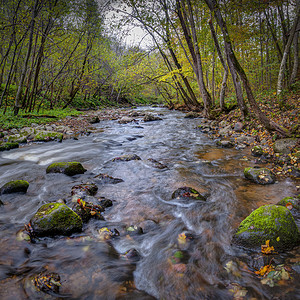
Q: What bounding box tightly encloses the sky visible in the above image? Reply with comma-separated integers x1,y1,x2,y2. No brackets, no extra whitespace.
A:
102,1,154,49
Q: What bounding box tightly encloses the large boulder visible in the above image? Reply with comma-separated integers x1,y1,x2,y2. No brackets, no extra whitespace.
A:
46,162,86,176
7,134,27,144
244,167,275,184
233,205,300,251
273,138,298,154
0,180,29,194
30,202,82,236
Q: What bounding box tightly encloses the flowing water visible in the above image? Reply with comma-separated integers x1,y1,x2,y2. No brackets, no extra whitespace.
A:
0,107,299,299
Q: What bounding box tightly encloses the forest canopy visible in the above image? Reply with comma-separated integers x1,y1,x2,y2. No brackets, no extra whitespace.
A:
0,0,299,131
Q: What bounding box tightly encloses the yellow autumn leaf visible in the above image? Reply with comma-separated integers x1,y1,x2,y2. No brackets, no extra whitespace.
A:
261,240,275,254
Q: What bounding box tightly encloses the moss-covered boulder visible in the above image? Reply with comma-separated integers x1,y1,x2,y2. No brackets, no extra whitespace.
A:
277,196,300,212
233,205,300,251
244,167,275,184
30,202,82,236
46,162,86,176
0,142,19,151
33,131,63,142
0,180,29,194
171,187,208,201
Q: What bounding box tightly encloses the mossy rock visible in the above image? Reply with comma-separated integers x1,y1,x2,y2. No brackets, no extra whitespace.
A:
0,142,19,151
7,134,27,144
33,131,63,142
244,167,275,184
277,196,300,211
46,162,86,176
233,205,300,251
172,187,207,201
0,180,29,194
30,202,82,236
184,112,200,119
251,146,264,157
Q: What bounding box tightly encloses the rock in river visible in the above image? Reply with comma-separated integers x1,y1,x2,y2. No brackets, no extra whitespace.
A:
46,162,86,176
94,173,124,184
244,167,275,184
30,202,82,237
0,180,29,194
71,183,98,197
143,113,162,122
112,154,141,162
172,187,208,201
0,142,19,151
233,204,300,251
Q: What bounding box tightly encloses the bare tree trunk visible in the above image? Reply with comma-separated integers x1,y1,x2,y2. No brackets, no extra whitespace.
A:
14,0,40,115
176,0,212,116
277,1,300,96
289,31,299,86
205,0,289,136
208,17,247,117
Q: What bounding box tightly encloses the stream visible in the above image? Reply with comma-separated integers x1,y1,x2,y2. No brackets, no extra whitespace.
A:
0,107,299,299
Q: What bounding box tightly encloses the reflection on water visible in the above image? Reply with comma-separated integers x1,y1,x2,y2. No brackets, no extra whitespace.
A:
0,107,299,299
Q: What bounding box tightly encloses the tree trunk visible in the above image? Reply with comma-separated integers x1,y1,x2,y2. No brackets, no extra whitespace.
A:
204,0,289,136
14,0,39,115
277,2,300,96
176,0,212,116
208,17,247,118
289,31,299,86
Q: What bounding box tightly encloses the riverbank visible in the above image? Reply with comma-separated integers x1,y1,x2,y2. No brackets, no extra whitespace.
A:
1,103,299,181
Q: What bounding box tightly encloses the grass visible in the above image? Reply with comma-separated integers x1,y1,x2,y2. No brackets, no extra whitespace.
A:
0,107,83,130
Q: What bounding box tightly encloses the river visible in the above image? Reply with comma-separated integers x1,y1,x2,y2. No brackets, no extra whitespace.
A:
0,107,299,299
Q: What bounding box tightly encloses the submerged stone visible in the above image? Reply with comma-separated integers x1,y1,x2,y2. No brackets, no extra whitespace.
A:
216,139,234,148
244,167,275,184
46,162,86,176
147,158,168,169
143,113,162,122
233,204,300,251
0,180,29,194
172,187,207,201
30,202,82,236
71,183,98,197
94,173,124,184
72,200,104,222
112,154,141,162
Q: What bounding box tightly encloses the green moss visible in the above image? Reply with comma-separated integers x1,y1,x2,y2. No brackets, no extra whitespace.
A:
0,180,29,194
46,162,86,176
277,196,300,211
233,205,300,251
30,202,82,236
0,142,19,151
34,131,63,142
